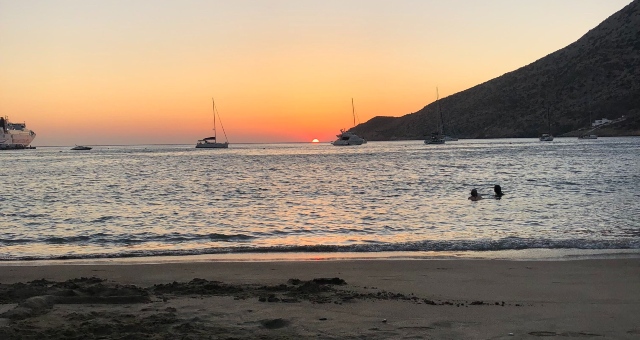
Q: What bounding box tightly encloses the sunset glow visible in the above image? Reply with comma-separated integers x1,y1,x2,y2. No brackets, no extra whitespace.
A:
312,139,320,143
0,0,632,146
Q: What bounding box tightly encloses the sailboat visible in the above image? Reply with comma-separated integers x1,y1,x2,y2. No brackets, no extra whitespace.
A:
196,98,229,148
539,108,554,141
332,98,366,146
425,88,445,145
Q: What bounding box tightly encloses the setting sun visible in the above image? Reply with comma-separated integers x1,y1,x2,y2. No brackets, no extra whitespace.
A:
0,1,631,146
312,139,320,143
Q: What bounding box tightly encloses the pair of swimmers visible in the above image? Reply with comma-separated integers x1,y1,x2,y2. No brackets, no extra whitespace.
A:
469,185,503,201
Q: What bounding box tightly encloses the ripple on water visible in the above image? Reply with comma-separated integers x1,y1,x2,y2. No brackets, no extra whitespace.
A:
0,139,639,260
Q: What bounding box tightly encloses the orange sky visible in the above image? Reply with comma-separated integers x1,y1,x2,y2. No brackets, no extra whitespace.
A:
0,0,633,145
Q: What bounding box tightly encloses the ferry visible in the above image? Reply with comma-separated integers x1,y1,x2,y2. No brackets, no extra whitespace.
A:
0,116,36,149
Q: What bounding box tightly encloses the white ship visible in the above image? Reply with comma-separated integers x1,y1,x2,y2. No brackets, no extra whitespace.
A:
0,116,36,149
332,129,366,146
332,98,366,146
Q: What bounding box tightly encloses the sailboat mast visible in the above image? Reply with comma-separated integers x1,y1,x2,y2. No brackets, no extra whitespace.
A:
212,98,217,139
437,88,444,135
351,98,355,127
588,96,592,127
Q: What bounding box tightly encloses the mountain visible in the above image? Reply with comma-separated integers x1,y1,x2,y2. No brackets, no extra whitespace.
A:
353,0,640,140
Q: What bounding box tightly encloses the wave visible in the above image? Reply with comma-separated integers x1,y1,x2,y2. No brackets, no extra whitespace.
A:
0,232,256,246
1,237,638,261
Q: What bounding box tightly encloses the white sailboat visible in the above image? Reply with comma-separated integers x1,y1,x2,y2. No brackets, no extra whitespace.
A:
425,88,445,145
539,108,554,141
196,98,229,149
332,98,366,146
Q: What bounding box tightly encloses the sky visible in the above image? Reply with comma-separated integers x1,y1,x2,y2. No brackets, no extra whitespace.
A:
0,0,634,145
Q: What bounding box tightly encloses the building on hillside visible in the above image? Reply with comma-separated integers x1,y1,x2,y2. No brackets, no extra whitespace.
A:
592,118,612,127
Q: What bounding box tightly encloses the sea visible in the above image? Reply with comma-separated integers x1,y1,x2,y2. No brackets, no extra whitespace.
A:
1,138,639,263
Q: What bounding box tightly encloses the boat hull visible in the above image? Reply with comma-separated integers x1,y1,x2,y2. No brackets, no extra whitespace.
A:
539,134,554,141
425,139,445,145
1,117,36,147
425,133,445,144
332,130,365,146
332,139,364,146
196,142,229,149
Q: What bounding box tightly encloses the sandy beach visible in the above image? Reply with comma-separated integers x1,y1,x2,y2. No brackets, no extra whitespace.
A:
1,258,639,339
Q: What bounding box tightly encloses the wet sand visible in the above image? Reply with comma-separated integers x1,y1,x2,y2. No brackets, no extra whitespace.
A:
1,259,639,339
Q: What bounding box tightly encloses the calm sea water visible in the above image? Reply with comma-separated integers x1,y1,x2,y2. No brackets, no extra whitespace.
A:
1,138,639,261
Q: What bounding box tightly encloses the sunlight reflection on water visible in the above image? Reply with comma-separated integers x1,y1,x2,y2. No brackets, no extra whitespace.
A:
0,137,639,260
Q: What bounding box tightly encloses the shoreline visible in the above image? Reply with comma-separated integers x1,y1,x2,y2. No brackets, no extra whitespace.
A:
1,248,639,267
1,258,639,339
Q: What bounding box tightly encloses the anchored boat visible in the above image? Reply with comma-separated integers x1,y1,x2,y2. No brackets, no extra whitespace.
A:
0,116,36,149
196,98,229,149
425,88,446,145
539,108,554,141
332,98,366,146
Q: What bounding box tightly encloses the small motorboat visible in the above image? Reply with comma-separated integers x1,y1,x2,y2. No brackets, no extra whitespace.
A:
539,133,554,141
71,145,92,150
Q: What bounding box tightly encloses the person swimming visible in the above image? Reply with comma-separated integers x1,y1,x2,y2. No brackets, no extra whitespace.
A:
493,185,504,199
468,188,482,201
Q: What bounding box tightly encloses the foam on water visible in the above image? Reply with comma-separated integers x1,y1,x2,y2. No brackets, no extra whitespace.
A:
1,138,639,261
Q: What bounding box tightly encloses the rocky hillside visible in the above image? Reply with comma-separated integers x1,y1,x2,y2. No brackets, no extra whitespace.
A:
353,0,640,139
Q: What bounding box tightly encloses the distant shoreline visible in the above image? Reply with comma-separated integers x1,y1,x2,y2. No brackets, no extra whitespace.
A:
18,135,640,148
